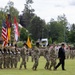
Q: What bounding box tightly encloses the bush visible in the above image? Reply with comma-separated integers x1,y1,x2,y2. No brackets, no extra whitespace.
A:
17,41,23,48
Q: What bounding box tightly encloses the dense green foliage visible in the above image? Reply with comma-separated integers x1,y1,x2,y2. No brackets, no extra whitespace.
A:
20,28,28,41
29,16,45,40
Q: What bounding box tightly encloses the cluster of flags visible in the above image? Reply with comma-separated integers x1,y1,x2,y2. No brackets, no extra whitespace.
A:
1,14,19,47
1,14,32,48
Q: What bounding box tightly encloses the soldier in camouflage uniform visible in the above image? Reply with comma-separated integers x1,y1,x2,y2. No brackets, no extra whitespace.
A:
8,46,12,68
31,48,34,62
3,47,9,68
5,46,11,68
44,47,50,70
11,48,17,68
0,48,3,69
32,42,40,70
19,43,27,69
26,49,29,62
17,48,21,62
14,44,18,68
49,44,57,70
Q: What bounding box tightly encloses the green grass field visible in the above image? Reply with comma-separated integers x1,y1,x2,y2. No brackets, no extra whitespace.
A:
0,57,75,75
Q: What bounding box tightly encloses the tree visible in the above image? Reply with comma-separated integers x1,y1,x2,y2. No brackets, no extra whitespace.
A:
48,20,61,43
48,14,68,43
71,24,75,31
5,1,19,23
57,14,68,42
0,8,6,36
29,16,46,41
68,24,75,43
48,37,52,44
19,0,35,29
20,28,28,41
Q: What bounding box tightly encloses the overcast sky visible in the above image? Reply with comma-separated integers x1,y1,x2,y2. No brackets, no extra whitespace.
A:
0,0,75,24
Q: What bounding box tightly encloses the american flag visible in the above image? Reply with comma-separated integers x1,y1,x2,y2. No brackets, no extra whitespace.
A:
2,20,8,46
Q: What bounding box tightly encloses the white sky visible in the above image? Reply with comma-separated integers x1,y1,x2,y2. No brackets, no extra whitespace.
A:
0,0,75,24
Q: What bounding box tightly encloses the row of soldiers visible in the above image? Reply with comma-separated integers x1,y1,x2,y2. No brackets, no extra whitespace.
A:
0,43,57,70
0,43,75,70
0,43,40,70
0,45,20,69
18,43,57,70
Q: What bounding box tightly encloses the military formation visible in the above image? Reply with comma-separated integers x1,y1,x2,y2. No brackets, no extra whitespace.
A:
0,43,75,70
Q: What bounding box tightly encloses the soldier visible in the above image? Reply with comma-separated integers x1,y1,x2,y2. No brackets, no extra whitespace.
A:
9,46,13,68
44,47,50,70
65,47,70,59
14,44,18,68
0,48,3,69
49,44,57,70
17,48,21,62
6,47,10,68
32,42,40,71
32,46,40,70
31,48,34,62
5,45,12,68
3,47,9,68
19,43,27,69
26,49,29,62
11,48,18,68
10,44,14,68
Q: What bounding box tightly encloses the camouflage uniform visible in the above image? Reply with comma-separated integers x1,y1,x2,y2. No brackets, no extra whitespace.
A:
49,46,57,70
19,45,27,69
65,48,70,59
0,49,3,69
11,50,17,68
26,49,29,62
3,47,8,68
32,46,40,70
31,48,34,62
6,46,11,68
44,48,50,70
17,48,21,62
14,47,18,68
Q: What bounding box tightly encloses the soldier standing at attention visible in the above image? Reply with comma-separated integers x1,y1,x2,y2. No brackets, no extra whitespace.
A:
19,43,27,69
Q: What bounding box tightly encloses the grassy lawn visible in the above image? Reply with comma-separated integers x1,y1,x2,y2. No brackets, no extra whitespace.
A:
0,57,75,75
